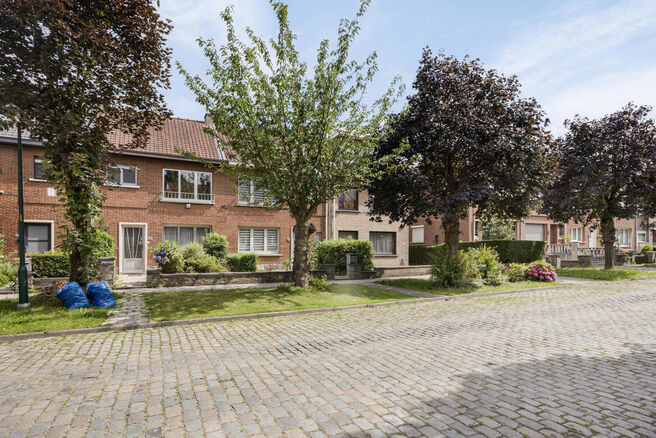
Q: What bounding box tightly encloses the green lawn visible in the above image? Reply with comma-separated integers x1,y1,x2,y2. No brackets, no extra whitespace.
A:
376,278,562,296
555,267,656,281
143,284,417,322
0,295,119,335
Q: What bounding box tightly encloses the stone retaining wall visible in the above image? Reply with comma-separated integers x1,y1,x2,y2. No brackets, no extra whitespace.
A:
374,265,431,278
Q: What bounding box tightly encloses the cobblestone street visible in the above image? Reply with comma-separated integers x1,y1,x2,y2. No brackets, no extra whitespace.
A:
0,281,655,437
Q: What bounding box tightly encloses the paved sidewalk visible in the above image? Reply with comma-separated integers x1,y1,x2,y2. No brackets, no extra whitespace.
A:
0,280,655,437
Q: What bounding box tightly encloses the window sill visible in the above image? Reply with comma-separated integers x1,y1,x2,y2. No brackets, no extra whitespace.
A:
374,254,397,257
337,209,360,213
28,178,48,183
239,252,282,257
160,198,214,205
236,203,274,208
107,184,140,189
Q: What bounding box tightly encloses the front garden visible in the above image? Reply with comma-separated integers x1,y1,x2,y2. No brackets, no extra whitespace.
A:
555,267,656,281
142,283,416,321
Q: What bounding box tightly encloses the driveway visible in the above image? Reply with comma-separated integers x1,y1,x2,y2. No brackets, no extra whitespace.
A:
0,281,655,437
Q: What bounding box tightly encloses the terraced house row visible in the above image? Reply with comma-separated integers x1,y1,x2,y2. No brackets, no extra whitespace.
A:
0,117,409,276
1,116,652,277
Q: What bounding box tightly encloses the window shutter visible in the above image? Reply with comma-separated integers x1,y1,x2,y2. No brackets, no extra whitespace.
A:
266,229,279,252
239,229,251,251
253,229,265,251
253,188,266,204
238,180,251,203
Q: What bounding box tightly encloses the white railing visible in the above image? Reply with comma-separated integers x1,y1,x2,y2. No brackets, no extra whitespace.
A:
163,191,213,202
578,247,605,257
547,243,579,261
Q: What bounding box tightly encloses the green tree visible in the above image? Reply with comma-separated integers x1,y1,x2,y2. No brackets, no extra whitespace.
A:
542,104,656,269
481,218,515,240
179,1,402,287
0,0,171,284
368,49,554,257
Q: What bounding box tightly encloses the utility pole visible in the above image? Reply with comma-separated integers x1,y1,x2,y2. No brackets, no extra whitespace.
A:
17,123,29,309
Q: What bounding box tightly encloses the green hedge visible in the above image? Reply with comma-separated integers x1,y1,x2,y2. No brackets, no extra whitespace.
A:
31,253,70,278
315,239,374,275
0,262,17,287
410,239,546,265
226,253,258,272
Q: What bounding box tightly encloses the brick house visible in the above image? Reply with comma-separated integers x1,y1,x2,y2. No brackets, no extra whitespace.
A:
409,210,652,252
0,117,408,275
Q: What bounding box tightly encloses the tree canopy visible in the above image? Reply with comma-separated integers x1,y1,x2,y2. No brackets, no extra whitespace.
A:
179,0,402,287
0,0,172,283
368,49,554,255
542,103,656,268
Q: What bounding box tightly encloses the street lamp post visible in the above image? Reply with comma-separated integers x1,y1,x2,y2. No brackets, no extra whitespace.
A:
17,123,29,309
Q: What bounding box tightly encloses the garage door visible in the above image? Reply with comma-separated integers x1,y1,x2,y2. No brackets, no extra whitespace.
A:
525,224,545,241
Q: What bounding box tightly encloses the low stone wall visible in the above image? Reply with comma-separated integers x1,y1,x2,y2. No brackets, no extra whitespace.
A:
374,265,431,278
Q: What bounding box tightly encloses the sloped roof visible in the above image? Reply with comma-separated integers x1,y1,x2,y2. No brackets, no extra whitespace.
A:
0,117,229,162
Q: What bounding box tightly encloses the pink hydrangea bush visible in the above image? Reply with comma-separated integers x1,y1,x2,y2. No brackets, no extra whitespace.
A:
524,261,557,282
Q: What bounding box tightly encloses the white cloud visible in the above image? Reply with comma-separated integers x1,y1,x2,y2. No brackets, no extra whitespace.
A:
492,0,656,133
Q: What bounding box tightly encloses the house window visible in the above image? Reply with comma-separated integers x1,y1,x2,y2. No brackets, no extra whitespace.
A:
33,157,48,180
238,228,279,254
338,230,358,240
237,179,275,205
434,235,440,244
370,232,396,255
163,169,212,202
638,231,647,243
25,223,52,254
616,229,632,247
338,190,358,211
473,220,480,240
163,226,210,247
315,232,322,243
411,225,424,244
570,227,583,242
108,165,138,187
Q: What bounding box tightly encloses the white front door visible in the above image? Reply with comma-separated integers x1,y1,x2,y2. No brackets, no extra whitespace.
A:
121,225,146,273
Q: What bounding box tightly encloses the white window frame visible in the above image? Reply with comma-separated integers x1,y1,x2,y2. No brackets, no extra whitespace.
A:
411,225,424,244
570,227,583,242
616,229,632,247
24,220,55,254
238,228,280,255
370,231,397,255
473,220,480,240
162,225,210,246
107,164,139,188
237,179,275,206
637,230,647,243
31,157,48,182
162,169,213,204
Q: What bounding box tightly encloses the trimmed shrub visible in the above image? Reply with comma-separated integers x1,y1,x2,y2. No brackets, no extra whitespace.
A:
524,260,557,282
180,242,206,260
152,241,184,273
0,262,17,287
226,253,258,272
202,233,229,259
31,253,70,278
315,239,374,275
410,240,546,265
184,255,227,273
505,263,527,282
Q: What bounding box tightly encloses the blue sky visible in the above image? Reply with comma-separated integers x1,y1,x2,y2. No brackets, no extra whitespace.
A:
160,0,656,134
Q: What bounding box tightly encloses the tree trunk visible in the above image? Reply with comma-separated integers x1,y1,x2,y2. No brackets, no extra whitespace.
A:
443,219,460,257
69,248,82,285
600,217,616,269
292,220,311,288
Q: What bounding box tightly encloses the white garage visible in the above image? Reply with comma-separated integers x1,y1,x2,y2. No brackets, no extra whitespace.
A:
525,224,545,241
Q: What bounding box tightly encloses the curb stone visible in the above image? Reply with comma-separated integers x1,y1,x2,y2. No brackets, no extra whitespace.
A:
0,282,577,343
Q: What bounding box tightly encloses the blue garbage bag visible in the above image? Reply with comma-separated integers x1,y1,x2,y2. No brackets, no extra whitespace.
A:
86,281,115,308
54,282,91,310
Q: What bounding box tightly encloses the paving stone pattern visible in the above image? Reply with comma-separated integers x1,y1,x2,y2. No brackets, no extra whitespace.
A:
104,291,150,327
0,281,655,437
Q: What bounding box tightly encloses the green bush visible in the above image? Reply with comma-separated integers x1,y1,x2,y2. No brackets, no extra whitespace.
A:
463,246,506,285
431,253,476,288
524,261,557,282
309,275,328,292
505,263,527,282
226,253,259,272
184,255,227,273
180,242,206,260
410,240,546,265
31,253,71,278
315,239,374,275
640,244,653,254
96,229,116,258
152,241,185,273
202,233,229,259
0,262,17,287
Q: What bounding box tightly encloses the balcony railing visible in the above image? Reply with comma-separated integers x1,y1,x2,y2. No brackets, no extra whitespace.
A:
577,247,605,257
162,191,213,202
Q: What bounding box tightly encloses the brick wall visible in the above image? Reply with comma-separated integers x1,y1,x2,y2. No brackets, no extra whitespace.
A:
0,144,325,271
